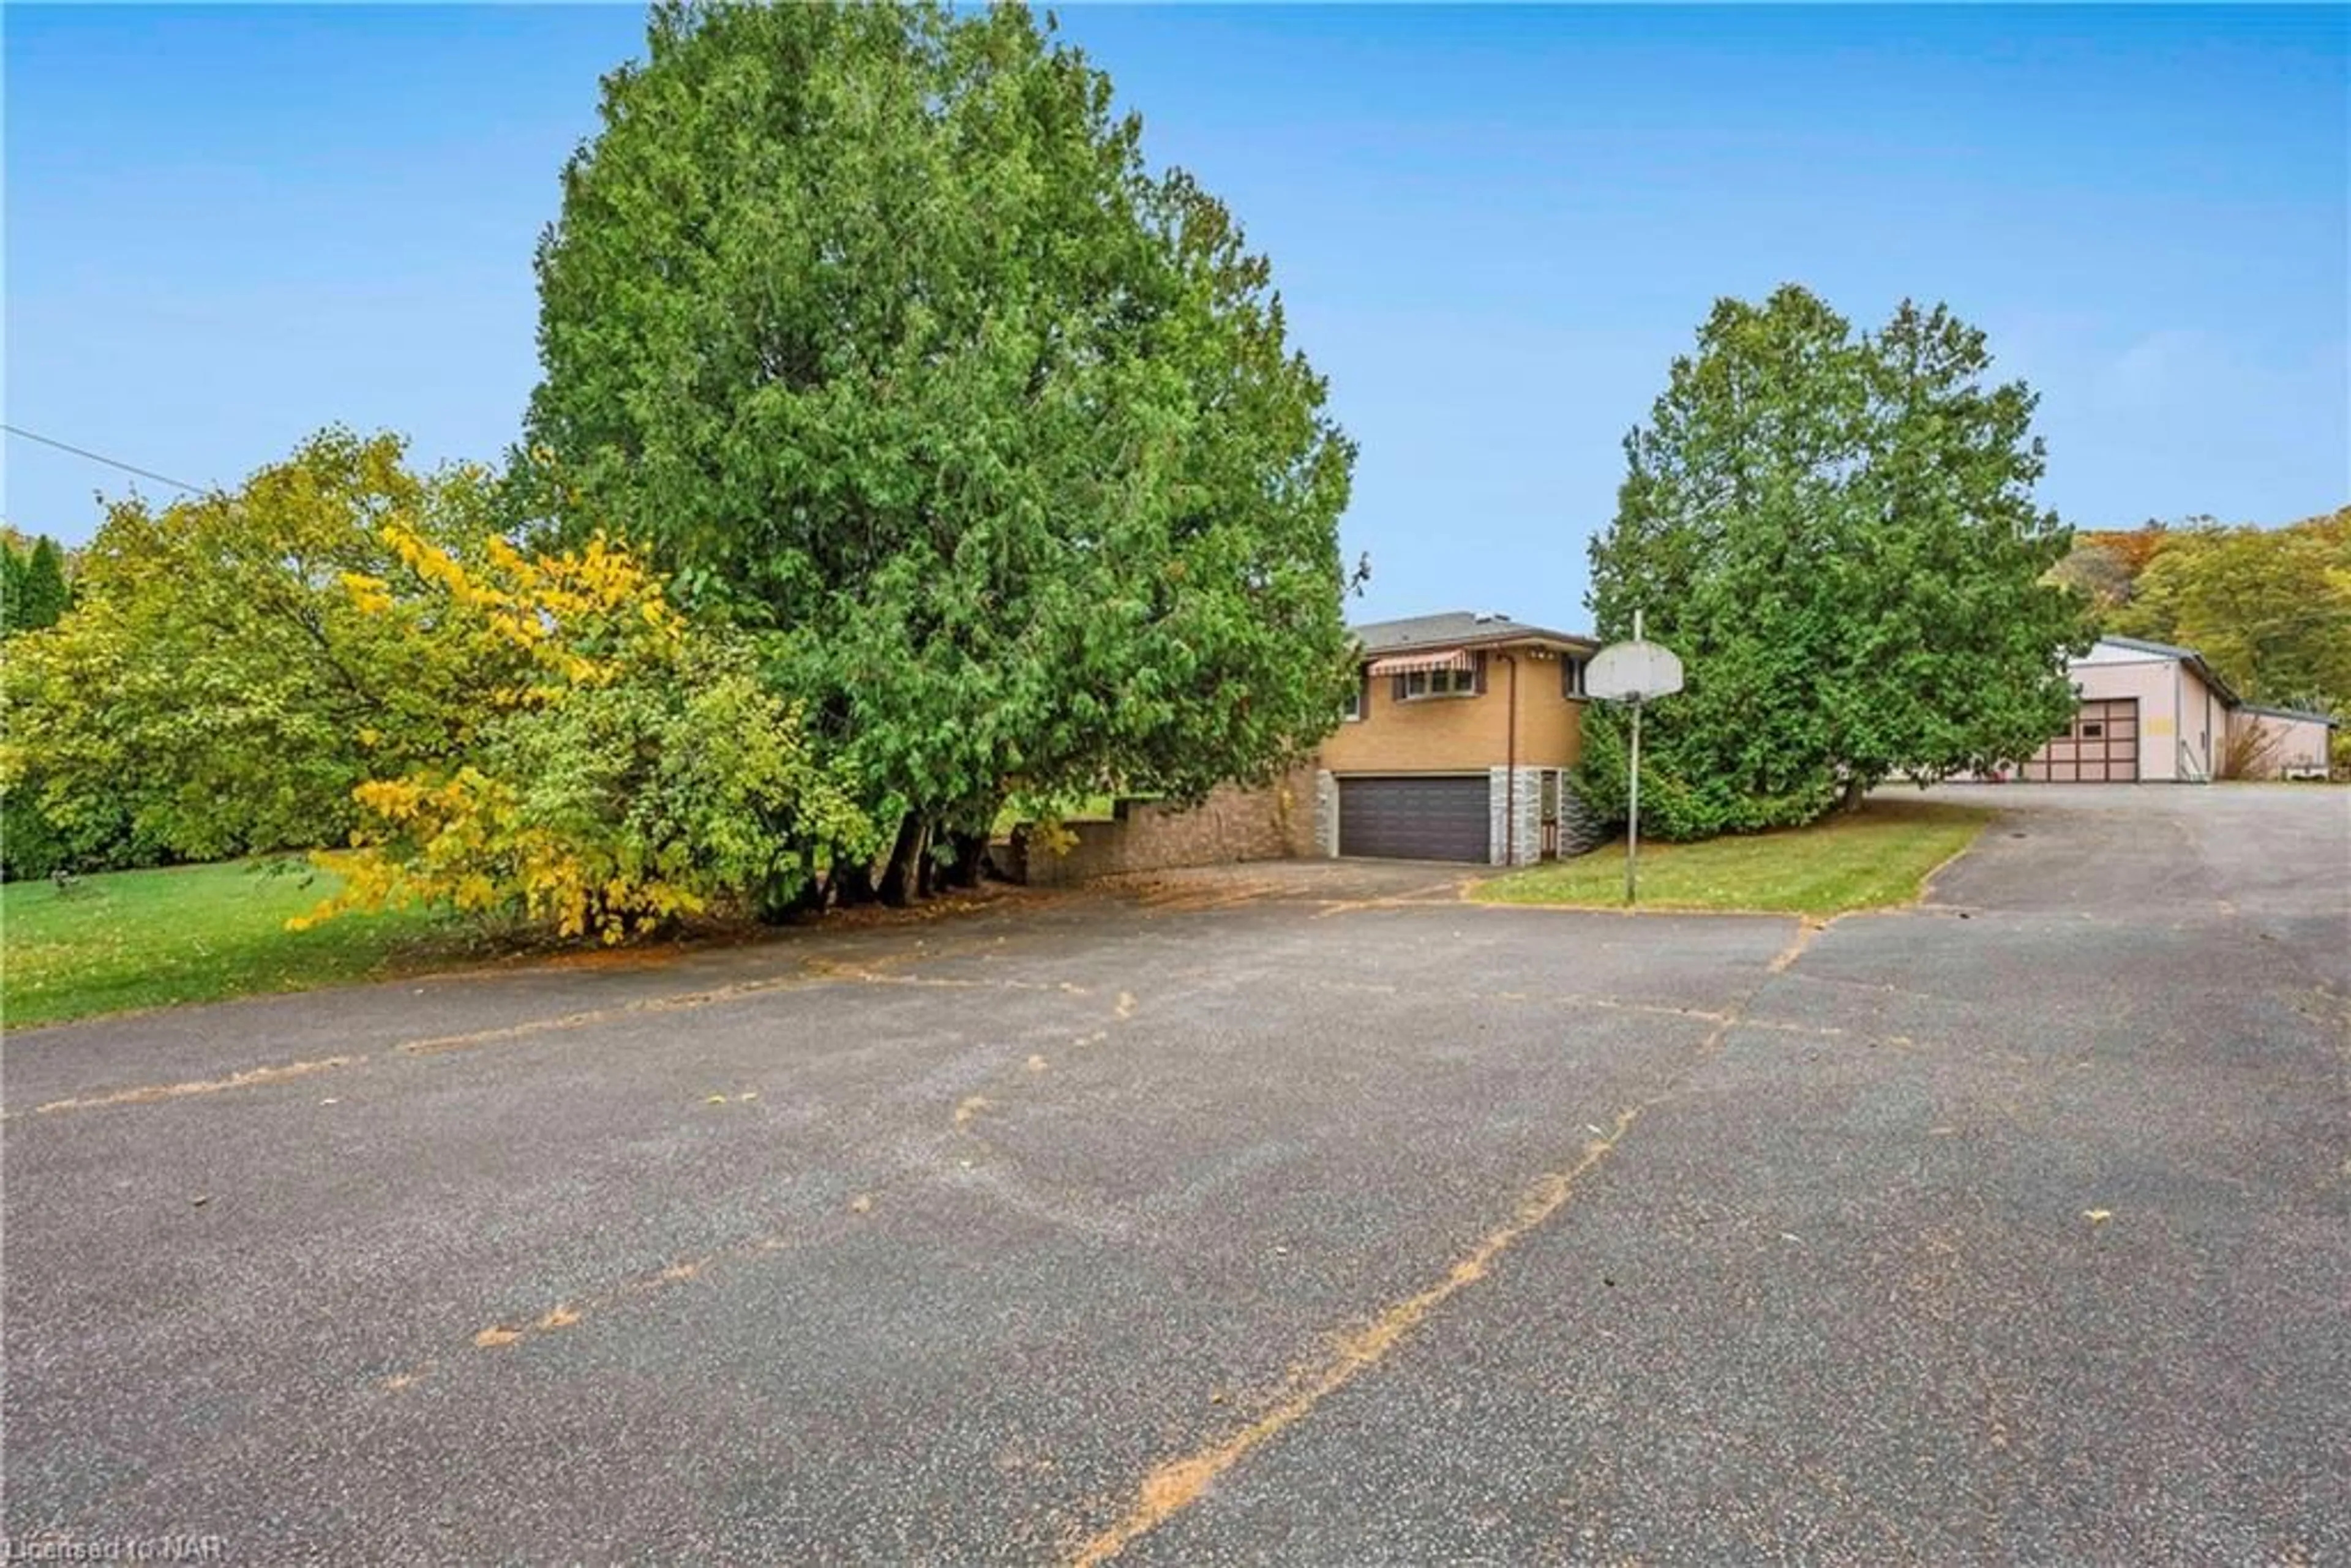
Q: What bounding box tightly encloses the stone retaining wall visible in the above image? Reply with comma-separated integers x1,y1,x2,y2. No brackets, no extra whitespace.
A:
1004,764,1319,887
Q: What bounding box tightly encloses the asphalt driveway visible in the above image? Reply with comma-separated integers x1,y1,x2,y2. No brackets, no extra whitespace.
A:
4,786,2345,1562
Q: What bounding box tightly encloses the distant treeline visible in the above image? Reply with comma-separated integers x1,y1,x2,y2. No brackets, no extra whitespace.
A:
2055,507,2351,729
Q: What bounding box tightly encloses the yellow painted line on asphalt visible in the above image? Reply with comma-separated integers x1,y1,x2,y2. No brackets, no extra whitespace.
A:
31,1055,366,1114
386,1246,722,1392
802,958,1095,996
18,949,1114,1117
1307,879,1475,918
399,1007,636,1056
1065,1106,1643,1568
1302,974,1737,1027
1769,916,1832,972
402,959,1094,1056
1065,913,1826,1564
399,972,820,1054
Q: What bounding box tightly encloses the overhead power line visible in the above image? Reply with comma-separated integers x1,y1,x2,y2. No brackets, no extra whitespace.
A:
3,423,206,494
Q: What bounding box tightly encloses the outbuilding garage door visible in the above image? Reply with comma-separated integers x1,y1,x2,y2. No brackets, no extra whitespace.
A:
2020,697,2140,782
1337,775,1491,861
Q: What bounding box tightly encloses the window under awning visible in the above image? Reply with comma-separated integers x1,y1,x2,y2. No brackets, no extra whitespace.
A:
1366,647,1473,677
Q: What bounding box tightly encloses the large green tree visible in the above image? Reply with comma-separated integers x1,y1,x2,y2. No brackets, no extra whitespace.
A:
1581,286,2088,838
1,429,501,871
524,0,1356,899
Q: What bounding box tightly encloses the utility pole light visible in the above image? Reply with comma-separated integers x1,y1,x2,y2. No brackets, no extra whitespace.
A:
1583,609,1684,906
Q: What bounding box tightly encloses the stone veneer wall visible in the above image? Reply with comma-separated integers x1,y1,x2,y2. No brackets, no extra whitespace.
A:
1488,767,1545,866
1558,773,1610,857
1009,763,1320,888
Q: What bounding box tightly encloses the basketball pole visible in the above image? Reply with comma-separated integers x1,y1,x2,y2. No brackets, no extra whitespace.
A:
1626,699,1641,906
1625,609,1643,907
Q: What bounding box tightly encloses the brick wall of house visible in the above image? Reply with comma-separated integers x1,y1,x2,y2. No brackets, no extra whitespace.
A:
1008,764,1319,887
1513,655,1586,768
1319,642,1584,773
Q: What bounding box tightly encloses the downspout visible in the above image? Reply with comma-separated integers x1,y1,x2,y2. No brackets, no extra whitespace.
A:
1500,651,1519,866
2173,661,2184,781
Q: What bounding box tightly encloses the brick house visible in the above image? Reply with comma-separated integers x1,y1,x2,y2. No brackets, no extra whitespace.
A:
1008,609,1607,885
1311,612,1599,865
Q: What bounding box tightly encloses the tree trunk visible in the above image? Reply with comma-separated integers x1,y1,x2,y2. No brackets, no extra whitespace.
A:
940,830,989,888
879,814,929,907
833,841,885,907
1840,777,1868,813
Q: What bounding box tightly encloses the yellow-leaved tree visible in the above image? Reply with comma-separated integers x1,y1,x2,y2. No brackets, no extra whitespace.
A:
1,429,499,879
298,525,872,941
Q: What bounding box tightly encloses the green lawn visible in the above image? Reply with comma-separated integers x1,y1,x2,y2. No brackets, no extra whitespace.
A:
1,860,482,1028
1472,798,1992,915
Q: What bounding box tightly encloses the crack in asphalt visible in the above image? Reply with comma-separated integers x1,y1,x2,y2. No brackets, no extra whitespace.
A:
1059,913,1821,1564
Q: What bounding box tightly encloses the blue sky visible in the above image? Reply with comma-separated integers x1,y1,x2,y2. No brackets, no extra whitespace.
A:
6,5,2344,626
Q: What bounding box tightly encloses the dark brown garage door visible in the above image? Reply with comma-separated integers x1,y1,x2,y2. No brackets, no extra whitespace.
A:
1337,775,1491,861
2019,697,2140,782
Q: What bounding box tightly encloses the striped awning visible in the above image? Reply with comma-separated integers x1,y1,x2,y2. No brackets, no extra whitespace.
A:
1367,647,1473,677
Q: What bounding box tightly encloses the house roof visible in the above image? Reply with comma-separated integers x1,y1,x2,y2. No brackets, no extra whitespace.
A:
2093,636,2349,724
2238,700,2341,729
2097,632,2204,664
1351,611,1597,656
2090,634,2243,708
